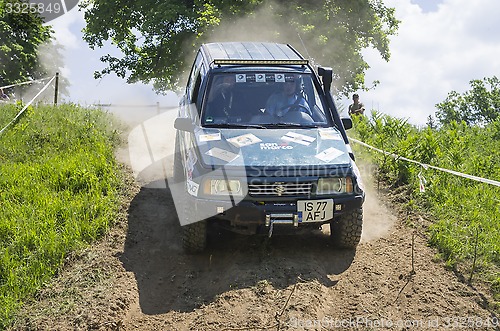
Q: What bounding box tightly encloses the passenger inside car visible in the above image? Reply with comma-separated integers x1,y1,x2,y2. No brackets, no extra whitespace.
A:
206,75,236,119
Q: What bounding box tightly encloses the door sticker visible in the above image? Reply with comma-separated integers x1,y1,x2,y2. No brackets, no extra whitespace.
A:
187,180,199,197
186,149,197,180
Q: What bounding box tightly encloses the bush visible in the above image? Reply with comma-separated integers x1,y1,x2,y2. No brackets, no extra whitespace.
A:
351,112,500,308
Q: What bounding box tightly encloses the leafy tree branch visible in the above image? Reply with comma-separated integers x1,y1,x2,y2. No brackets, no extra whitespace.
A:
436,76,500,126
81,0,400,95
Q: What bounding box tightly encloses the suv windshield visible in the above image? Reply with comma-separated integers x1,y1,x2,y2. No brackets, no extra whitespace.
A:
201,72,329,127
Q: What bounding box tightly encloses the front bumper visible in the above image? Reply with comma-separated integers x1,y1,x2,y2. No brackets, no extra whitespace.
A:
184,193,364,234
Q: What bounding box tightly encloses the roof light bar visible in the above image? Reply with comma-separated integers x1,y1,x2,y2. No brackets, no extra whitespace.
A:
213,59,309,66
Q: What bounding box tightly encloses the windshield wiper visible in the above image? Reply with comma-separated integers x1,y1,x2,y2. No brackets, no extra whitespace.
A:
264,122,319,128
205,123,268,129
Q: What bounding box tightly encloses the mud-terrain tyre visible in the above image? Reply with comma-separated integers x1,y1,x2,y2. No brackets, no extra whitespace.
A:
173,132,208,252
182,219,207,253
330,208,363,248
178,179,208,253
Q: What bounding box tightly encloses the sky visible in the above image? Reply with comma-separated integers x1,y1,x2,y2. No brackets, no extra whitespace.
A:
359,0,500,125
48,0,500,125
49,7,178,108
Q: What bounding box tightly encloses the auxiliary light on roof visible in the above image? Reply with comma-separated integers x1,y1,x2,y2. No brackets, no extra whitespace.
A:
212,59,309,66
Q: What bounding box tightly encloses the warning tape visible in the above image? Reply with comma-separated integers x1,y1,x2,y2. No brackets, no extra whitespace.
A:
92,103,177,110
349,137,500,188
1,77,53,90
93,103,159,108
0,75,56,136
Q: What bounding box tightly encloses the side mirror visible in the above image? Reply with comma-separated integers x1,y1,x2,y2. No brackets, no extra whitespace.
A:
341,117,353,130
174,117,195,132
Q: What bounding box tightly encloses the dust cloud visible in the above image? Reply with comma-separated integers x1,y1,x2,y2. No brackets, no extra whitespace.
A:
119,107,178,188
200,1,354,93
203,2,312,58
357,162,396,242
8,42,67,105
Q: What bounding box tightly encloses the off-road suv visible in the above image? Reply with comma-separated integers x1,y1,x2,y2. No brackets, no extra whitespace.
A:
174,42,365,252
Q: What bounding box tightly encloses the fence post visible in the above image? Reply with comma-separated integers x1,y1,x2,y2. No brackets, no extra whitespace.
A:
54,72,59,105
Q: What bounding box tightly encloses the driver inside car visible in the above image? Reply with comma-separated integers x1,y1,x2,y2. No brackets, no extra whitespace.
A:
263,75,313,123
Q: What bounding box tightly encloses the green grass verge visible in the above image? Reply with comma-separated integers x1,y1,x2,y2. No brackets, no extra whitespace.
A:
0,103,129,327
350,112,500,311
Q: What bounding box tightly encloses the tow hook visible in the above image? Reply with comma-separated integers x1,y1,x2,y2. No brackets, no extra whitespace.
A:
265,214,299,238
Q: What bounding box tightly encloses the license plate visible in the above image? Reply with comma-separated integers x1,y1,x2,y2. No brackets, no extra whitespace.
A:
297,199,334,222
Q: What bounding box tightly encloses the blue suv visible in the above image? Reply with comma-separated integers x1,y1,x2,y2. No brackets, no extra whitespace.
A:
174,42,365,252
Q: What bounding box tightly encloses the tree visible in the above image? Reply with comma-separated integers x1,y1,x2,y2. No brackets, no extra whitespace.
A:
426,114,436,130
0,1,70,102
81,0,399,95
436,77,500,126
0,0,52,86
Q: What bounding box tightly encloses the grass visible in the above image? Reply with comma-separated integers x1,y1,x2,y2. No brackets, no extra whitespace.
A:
350,112,500,311
0,103,129,327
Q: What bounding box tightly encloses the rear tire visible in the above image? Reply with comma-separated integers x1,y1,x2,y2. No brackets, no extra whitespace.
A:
330,208,363,248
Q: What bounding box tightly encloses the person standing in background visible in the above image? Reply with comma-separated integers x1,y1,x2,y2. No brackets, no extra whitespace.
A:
348,93,365,116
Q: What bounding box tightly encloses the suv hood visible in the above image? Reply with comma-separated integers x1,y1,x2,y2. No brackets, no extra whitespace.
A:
194,127,351,167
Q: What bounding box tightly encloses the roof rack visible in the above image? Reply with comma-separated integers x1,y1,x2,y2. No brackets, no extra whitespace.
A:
212,59,308,66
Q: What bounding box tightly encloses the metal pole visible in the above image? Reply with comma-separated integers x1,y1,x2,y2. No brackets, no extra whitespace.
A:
54,72,59,105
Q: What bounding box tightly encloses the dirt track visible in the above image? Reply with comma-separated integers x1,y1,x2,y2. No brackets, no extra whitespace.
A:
9,110,499,330
11,165,499,330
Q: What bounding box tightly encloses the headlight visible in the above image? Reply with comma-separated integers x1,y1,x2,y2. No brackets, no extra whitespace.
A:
316,177,353,195
203,179,243,196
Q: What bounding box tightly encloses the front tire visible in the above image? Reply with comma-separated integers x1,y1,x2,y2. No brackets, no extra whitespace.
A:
175,134,207,253
330,208,363,248
182,219,207,253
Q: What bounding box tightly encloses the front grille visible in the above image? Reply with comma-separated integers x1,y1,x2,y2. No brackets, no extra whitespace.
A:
248,181,313,197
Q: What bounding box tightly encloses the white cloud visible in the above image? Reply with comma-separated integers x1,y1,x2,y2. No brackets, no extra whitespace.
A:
48,8,83,50
351,0,500,125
